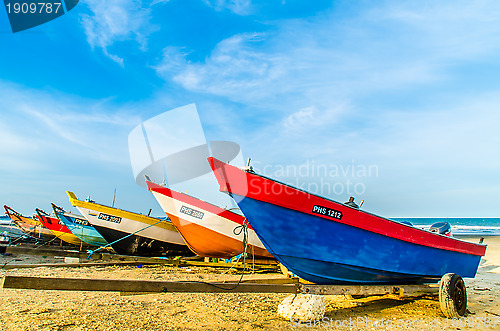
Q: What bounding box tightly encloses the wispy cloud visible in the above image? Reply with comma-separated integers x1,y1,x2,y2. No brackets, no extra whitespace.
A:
81,0,157,66
151,0,171,5
0,80,165,215
0,80,140,174
155,0,500,111
152,0,500,215
156,32,288,105
202,0,253,15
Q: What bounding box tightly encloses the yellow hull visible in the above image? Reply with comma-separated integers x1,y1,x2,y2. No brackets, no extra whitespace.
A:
67,191,179,233
49,229,88,247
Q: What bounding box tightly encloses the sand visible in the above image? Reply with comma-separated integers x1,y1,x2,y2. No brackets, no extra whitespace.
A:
0,236,498,331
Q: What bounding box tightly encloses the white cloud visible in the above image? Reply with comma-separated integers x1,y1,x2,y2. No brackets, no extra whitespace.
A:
0,81,169,216
0,81,140,174
151,0,170,5
156,33,289,105
81,0,156,65
154,46,190,78
155,0,500,110
202,0,252,15
283,107,314,130
281,104,348,134
150,1,500,215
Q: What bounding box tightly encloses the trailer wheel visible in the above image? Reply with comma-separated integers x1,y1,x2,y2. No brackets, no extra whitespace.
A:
439,273,467,318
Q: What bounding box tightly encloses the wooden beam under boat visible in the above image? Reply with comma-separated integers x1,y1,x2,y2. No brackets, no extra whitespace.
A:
299,284,439,297
0,245,279,271
0,276,299,293
1,275,439,298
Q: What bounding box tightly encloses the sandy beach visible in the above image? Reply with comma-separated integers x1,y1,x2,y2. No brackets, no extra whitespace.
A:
0,236,498,330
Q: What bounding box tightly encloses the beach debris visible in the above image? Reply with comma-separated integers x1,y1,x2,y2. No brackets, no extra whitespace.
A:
486,311,500,317
473,287,491,291
64,257,80,264
277,294,325,322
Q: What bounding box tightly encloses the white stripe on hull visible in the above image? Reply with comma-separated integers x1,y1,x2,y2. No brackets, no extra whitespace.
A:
75,206,185,246
151,191,266,250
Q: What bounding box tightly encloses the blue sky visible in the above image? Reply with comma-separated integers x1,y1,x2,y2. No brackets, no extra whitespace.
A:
1,0,500,217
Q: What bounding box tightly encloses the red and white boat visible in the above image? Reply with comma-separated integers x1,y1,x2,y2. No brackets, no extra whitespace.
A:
146,180,273,259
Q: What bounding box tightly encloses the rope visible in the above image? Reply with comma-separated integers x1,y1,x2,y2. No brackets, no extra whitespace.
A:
1,260,12,269
10,225,54,247
9,215,44,244
86,219,166,260
34,234,60,249
4,210,64,249
186,220,250,291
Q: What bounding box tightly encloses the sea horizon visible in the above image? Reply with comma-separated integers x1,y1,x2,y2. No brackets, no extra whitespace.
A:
392,217,500,236
3,215,500,237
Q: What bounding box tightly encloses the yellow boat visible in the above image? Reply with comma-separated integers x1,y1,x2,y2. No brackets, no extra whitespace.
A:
67,192,191,256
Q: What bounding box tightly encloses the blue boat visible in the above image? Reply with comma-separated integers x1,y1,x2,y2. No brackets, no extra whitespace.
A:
52,203,108,247
209,158,487,285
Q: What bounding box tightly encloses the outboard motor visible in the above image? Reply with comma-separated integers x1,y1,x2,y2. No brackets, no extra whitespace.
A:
429,222,452,237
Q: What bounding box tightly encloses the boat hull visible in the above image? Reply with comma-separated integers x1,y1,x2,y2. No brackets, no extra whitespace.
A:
147,182,273,259
67,192,191,257
235,196,481,284
89,224,186,256
208,158,486,285
53,207,108,247
4,206,55,242
36,210,88,247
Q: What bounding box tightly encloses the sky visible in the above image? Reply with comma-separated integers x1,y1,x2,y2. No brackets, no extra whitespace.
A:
1,0,500,217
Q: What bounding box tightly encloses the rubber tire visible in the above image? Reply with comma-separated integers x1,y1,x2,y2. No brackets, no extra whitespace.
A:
439,273,467,318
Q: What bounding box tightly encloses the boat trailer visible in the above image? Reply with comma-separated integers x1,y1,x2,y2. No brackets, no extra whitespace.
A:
0,273,467,318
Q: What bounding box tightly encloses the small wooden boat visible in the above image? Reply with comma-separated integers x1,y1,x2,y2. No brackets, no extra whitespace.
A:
146,180,273,259
67,192,191,256
35,208,90,247
52,203,108,247
209,157,487,284
3,205,55,242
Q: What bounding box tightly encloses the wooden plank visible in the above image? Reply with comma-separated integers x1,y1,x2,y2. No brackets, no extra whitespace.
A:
3,246,95,259
4,246,171,264
180,260,278,270
299,284,439,297
119,278,300,296
1,276,299,293
0,262,147,270
241,277,300,285
3,246,278,270
397,284,439,297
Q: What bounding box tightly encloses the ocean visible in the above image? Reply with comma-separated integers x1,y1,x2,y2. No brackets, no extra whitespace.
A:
392,218,500,236
0,215,11,225
0,223,27,240
1,216,499,239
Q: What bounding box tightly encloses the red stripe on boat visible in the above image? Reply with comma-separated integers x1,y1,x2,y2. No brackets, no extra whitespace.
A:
208,157,486,257
35,214,72,234
146,181,253,229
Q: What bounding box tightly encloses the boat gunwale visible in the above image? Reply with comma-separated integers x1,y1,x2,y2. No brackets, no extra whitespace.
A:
35,209,72,234
66,191,178,233
208,157,487,257
52,203,89,222
146,181,252,229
